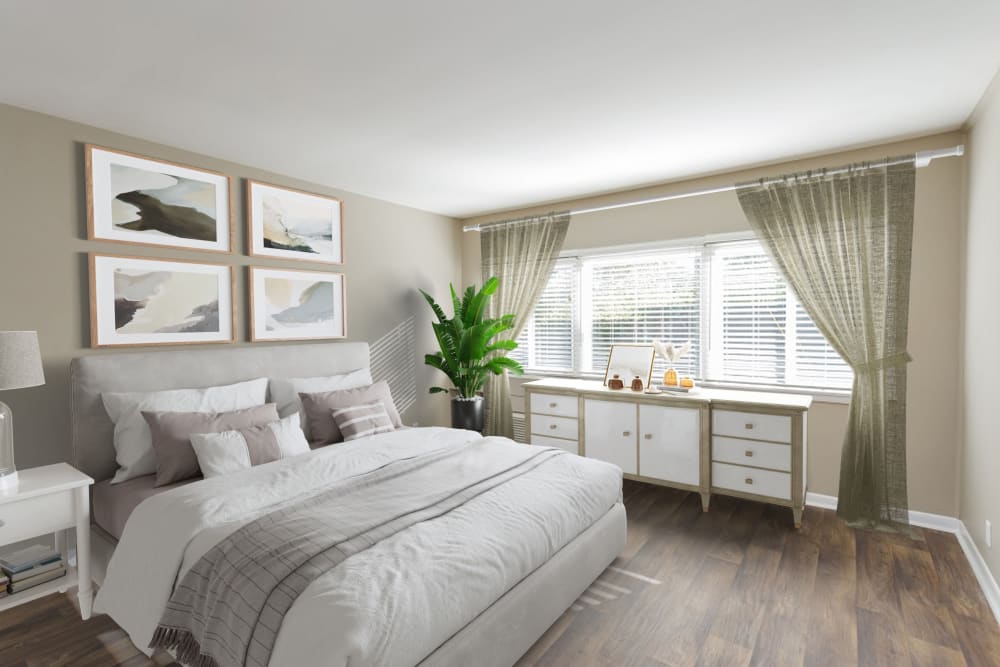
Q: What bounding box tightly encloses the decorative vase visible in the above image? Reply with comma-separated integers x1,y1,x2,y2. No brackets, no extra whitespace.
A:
608,374,625,390
663,368,679,387
451,396,485,432
630,375,644,392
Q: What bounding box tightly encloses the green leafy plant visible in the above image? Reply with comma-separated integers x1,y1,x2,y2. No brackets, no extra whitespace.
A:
420,277,524,398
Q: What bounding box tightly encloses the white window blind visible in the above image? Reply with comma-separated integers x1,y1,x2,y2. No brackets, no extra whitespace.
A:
707,240,787,384
583,249,701,379
512,259,577,371
512,236,852,392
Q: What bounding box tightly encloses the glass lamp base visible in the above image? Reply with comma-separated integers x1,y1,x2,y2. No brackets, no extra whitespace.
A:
0,470,17,491
0,400,16,492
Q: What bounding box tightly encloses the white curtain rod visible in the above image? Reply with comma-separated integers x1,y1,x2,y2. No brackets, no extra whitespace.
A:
463,144,964,232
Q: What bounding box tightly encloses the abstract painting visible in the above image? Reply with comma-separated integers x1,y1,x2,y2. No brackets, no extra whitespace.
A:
90,254,234,347
250,267,345,341
87,145,232,252
247,181,343,263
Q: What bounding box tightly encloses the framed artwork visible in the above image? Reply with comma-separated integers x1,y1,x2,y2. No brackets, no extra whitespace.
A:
603,344,656,387
246,180,343,263
86,145,232,252
90,254,234,347
249,267,346,341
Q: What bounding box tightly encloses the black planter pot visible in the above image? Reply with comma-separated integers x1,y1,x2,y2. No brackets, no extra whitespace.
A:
451,396,485,432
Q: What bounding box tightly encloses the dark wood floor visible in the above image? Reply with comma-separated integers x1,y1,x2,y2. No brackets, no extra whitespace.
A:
0,480,997,666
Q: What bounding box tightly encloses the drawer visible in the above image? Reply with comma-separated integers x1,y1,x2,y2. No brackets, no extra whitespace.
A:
530,434,580,455
0,491,75,545
529,393,579,418
713,436,791,472
712,462,791,501
713,409,791,443
530,414,579,440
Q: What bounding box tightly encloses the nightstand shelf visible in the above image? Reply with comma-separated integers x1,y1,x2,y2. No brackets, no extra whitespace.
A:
0,463,93,618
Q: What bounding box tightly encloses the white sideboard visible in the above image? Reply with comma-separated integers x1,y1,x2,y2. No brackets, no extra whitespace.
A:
524,379,811,526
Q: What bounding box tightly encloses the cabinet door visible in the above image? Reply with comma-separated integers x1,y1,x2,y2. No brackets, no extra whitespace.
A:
638,404,700,486
584,399,637,474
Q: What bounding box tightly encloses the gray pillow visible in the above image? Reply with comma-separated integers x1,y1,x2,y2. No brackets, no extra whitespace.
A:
331,401,395,441
300,381,401,446
142,403,279,486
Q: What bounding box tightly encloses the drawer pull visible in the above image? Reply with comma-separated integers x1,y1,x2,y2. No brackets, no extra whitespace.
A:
745,450,754,457
549,424,557,430
644,433,653,440
745,477,754,485
549,402,558,408
623,430,631,437
744,423,755,430
0,519,4,527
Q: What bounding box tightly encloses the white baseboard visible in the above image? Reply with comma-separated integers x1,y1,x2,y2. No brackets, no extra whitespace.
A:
956,522,1000,625
805,492,1000,625
805,492,961,532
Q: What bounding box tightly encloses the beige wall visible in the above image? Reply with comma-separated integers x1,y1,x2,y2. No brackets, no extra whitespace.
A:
0,103,463,472
961,71,1000,578
464,132,965,515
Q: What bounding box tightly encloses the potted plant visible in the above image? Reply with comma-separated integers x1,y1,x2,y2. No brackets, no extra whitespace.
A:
420,277,523,432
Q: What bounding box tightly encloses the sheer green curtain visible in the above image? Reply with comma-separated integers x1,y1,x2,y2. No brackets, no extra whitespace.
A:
481,212,570,437
736,157,916,528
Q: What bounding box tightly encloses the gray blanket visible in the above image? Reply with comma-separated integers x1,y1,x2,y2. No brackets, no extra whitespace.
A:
148,440,565,667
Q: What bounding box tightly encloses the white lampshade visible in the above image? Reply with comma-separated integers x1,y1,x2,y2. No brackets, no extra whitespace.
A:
0,331,45,390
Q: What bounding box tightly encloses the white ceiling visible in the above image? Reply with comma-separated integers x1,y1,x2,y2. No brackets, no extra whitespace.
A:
2,1,999,218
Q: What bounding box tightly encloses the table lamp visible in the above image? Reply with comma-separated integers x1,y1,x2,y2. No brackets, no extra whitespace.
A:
0,332,45,490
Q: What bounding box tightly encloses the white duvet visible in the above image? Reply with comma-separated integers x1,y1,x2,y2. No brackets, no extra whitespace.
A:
95,427,622,667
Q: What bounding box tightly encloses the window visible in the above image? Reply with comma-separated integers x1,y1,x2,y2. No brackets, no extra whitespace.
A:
514,236,852,392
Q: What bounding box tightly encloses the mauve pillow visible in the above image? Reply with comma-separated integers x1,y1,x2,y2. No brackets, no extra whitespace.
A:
299,381,402,446
142,403,279,486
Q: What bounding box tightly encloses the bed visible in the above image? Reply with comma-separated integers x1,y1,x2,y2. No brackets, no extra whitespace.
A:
70,342,626,667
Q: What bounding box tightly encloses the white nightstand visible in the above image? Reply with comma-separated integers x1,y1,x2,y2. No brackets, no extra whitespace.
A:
0,463,94,619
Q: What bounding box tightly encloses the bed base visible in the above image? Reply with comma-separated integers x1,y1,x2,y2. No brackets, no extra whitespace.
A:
421,501,627,666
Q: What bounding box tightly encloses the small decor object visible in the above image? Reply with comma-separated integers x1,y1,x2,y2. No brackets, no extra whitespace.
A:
90,254,234,347
420,277,523,433
680,376,696,389
603,344,655,388
247,180,343,264
249,267,346,341
607,374,625,390
630,375,644,392
653,340,692,387
86,145,232,253
0,332,45,490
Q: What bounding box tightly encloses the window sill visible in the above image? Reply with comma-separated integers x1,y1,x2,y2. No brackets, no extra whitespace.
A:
516,370,852,405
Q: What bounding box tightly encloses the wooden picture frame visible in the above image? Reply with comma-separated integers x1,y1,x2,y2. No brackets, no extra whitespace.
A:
603,343,656,388
249,266,346,342
86,145,233,253
246,180,344,264
89,254,235,348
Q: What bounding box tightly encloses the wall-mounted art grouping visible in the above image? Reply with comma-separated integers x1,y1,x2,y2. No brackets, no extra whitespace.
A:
85,146,347,347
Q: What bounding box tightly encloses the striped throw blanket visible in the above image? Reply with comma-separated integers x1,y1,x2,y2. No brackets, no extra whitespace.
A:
149,440,565,667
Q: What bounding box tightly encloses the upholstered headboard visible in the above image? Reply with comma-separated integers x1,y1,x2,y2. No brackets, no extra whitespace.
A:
70,342,370,481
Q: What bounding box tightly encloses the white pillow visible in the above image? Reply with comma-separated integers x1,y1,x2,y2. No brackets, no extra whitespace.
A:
189,414,310,479
102,378,268,484
268,368,373,438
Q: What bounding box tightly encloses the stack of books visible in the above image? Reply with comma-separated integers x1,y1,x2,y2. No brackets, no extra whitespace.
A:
0,544,66,596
